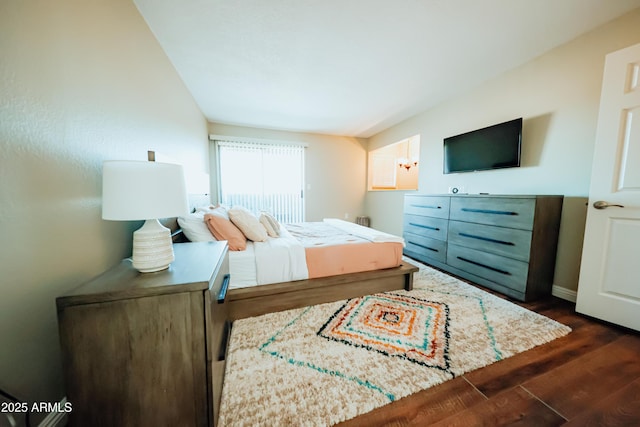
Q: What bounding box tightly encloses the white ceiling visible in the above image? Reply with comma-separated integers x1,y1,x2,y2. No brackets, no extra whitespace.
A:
133,0,640,138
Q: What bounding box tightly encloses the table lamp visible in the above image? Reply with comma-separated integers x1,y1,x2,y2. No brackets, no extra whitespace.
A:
102,158,188,273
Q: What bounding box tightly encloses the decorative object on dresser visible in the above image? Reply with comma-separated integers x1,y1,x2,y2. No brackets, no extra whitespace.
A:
101,152,189,273
403,194,563,301
56,242,230,427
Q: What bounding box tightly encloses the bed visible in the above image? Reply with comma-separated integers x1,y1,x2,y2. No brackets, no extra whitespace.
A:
174,206,418,320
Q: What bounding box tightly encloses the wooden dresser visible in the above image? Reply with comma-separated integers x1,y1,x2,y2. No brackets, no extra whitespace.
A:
57,242,230,427
403,194,563,301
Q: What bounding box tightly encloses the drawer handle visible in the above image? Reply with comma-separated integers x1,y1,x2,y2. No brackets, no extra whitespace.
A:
456,256,511,276
409,222,440,231
218,321,231,362
461,208,518,216
409,241,439,253
458,232,515,246
411,204,442,210
217,274,230,304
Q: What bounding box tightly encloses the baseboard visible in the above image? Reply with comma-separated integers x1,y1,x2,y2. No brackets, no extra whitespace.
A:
38,397,68,427
552,285,577,303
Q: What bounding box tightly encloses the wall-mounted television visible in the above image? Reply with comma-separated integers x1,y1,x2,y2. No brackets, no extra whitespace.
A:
443,118,522,174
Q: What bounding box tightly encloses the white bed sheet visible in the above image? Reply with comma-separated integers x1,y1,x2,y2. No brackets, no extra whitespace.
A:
228,242,258,289
323,218,405,244
228,226,308,289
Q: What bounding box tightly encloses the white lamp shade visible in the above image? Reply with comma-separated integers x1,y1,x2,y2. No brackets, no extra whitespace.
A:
102,161,189,220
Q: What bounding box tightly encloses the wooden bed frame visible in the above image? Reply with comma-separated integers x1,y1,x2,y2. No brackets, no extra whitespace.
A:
171,226,418,320
228,262,418,320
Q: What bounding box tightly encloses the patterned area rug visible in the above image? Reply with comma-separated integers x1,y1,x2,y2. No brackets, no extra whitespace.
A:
218,259,571,426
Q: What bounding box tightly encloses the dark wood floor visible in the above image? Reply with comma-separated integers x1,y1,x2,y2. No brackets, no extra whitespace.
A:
338,288,640,427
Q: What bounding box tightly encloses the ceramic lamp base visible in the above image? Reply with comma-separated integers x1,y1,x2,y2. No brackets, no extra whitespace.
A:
132,219,175,273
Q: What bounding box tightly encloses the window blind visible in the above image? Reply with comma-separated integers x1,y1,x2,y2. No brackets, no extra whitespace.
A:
216,140,305,223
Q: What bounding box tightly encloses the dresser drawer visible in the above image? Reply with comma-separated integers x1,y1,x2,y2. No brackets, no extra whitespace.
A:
208,254,230,300
205,250,231,426
450,197,535,230
404,214,448,241
447,244,528,292
404,232,447,263
207,255,230,371
448,220,532,262
404,195,450,219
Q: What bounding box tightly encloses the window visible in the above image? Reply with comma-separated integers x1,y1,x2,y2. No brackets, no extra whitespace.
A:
367,135,420,191
215,140,305,223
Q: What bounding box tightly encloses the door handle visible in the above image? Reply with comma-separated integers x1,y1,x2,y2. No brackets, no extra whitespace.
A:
593,200,625,209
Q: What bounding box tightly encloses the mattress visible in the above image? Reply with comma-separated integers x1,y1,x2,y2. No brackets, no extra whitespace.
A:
228,219,404,289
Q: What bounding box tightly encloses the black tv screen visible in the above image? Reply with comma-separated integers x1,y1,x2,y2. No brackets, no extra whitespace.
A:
443,118,522,174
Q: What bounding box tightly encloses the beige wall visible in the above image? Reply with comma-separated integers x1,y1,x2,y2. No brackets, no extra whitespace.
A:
208,123,368,221
366,9,640,294
0,0,208,416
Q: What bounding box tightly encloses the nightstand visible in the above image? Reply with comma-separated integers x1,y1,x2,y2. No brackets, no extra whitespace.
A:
57,241,230,427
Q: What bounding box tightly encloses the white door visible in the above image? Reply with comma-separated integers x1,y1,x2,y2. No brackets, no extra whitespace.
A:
576,43,640,331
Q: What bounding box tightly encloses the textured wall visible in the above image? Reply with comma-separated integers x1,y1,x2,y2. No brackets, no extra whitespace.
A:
0,0,207,417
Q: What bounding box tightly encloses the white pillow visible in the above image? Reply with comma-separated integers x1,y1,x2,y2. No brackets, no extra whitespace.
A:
259,213,280,237
196,204,230,219
177,212,216,242
228,206,268,242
